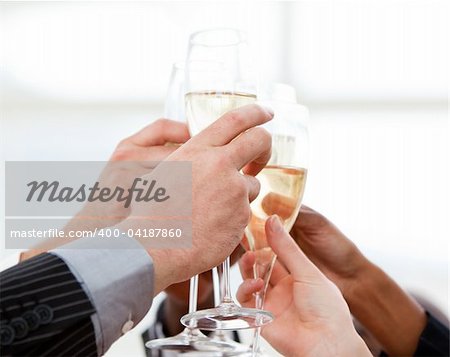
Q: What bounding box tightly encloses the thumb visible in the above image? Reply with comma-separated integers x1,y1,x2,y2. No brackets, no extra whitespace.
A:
266,215,322,281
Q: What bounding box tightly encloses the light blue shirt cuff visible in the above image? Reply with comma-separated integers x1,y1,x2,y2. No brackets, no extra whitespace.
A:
51,235,154,356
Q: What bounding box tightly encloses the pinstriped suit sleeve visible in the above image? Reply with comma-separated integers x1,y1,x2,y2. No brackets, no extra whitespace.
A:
1,237,154,357
0,253,97,356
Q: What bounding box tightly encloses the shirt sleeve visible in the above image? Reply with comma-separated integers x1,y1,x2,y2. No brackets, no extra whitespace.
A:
379,312,450,357
51,235,154,356
413,311,449,357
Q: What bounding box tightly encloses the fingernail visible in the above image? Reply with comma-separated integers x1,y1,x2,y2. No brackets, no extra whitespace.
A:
261,105,274,116
269,214,283,233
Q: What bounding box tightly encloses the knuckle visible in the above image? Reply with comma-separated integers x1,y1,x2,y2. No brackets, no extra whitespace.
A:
254,104,273,120
152,118,170,131
239,204,251,226
110,146,131,161
116,138,129,149
252,127,272,147
226,110,246,129
234,178,248,197
213,150,232,168
250,176,261,196
251,103,265,115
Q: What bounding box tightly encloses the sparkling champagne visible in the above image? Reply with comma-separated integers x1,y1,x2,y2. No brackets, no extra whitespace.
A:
244,165,307,285
245,165,307,251
185,91,257,135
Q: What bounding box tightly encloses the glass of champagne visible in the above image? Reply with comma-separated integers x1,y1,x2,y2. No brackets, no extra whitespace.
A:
180,28,273,331
145,63,248,355
244,83,309,354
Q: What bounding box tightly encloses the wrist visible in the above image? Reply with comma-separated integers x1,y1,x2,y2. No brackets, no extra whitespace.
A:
344,260,426,356
341,257,376,303
65,206,124,232
311,327,370,357
115,218,186,294
343,334,371,357
147,249,183,295
326,250,373,305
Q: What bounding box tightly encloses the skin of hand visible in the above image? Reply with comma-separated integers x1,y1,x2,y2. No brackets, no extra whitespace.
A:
19,119,191,261
237,215,371,357
118,104,273,294
290,205,427,356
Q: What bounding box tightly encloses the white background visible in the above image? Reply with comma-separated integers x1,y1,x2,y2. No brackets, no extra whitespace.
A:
1,1,448,356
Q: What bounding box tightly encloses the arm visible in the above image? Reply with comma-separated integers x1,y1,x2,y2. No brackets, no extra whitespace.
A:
0,236,154,357
23,104,273,291
290,205,432,356
237,215,371,357
7,104,274,355
52,236,154,356
18,119,192,262
346,262,426,356
0,253,97,356
116,104,274,290
349,264,449,356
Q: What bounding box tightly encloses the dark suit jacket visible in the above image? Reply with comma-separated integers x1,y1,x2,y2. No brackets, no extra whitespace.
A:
0,253,97,357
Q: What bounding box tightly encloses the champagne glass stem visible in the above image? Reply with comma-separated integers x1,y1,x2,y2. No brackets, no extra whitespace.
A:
252,328,261,356
251,292,264,355
212,266,221,306
255,291,264,310
212,266,227,340
188,275,199,314
251,254,276,354
221,257,233,304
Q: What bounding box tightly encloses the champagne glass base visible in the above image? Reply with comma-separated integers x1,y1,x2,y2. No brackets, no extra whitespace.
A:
209,330,252,354
145,328,251,355
180,304,273,330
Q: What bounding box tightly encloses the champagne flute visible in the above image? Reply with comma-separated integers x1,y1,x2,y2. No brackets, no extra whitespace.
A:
145,63,245,355
180,28,273,331
244,83,310,354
